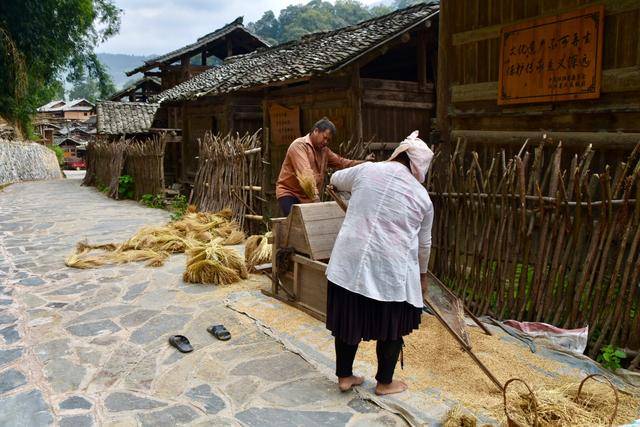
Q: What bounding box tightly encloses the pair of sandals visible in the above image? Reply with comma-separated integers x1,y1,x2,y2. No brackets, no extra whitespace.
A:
169,324,231,353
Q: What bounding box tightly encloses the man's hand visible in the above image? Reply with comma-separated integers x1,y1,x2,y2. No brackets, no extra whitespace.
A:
364,153,375,162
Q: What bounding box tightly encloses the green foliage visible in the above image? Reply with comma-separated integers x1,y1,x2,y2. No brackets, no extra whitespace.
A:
118,175,134,199
69,70,117,103
248,0,395,45
0,0,121,132
170,195,188,221
597,345,626,371
141,193,166,209
48,145,65,166
97,183,109,193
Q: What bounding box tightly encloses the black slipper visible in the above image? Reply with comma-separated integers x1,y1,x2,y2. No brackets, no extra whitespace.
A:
207,324,231,341
168,335,193,353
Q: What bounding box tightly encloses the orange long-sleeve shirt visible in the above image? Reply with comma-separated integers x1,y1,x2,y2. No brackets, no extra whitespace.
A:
275,134,360,203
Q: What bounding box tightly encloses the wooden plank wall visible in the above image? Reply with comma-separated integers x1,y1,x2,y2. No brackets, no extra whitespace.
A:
361,79,434,142
440,0,640,166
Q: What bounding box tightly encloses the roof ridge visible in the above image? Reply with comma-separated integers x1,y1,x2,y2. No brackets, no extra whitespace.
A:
197,16,244,42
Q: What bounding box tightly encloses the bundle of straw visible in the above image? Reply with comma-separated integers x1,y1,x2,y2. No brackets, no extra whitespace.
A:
296,169,317,200
245,231,272,270
183,239,248,285
65,241,169,269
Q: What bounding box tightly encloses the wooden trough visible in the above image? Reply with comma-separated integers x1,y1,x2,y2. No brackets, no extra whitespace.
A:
265,201,345,320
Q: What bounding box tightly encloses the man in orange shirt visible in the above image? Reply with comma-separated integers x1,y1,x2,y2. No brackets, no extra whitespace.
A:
275,117,374,216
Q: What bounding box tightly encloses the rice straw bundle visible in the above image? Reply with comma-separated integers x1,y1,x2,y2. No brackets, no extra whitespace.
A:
183,240,248,285
296,169,317,200
76,242,118,252
221,230,245,245
65,243,169,269
121,226,191,253
245,231,272,270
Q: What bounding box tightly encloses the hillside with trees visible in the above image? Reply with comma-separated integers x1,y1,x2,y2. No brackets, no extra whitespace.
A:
248,0,427,45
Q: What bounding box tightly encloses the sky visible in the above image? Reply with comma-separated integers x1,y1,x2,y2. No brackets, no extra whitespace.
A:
97,0,385,56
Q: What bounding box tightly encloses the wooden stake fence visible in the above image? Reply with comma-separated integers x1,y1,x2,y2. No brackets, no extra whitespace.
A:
125,136,167,200
83,136,167,201
190,131,263,231
82,139,126,199
427,140,640,358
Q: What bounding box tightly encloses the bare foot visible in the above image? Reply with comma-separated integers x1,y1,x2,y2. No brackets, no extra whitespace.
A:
375,380,408,395
338,375,364,392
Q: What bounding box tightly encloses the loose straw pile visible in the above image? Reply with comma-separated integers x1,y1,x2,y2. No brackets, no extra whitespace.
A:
504,379,628,427
65,208,250,286
244,231,272,271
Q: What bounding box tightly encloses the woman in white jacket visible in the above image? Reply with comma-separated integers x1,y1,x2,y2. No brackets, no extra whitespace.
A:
325,131,434,395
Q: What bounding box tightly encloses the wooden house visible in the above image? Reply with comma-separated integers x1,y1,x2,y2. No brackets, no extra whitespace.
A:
109,76,162,102
37,99,96,124
155,3,439,192
55,137,87,159
436,0,640,167
125,17,268,91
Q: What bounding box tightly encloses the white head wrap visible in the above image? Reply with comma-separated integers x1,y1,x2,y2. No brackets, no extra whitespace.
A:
387,130,434,183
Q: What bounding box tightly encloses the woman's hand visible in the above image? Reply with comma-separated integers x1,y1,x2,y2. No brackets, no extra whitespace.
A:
420,273,429,299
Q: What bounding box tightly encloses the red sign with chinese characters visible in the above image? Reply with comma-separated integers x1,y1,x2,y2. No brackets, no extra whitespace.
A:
498,5,604,105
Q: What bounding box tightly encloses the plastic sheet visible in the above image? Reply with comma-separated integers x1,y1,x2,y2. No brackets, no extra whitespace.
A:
503,319,588,354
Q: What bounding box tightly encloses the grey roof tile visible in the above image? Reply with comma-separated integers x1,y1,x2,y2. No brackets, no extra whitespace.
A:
96,101,159,135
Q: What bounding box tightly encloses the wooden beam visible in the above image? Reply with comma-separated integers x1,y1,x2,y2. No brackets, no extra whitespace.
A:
452,1,640,46
226,37,233,58
351,66,363,142
436,0,452,157
417,30,428,92
450,130,640,150
451,67,640,103
291,254,327,272
363,99,433,110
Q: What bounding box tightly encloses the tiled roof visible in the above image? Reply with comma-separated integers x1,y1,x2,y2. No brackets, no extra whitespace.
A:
37,100,67,112
154,3,438,103
63,99,95,111
96,101,159,135
126,17,269,76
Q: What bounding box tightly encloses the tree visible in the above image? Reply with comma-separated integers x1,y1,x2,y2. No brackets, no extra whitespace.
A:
248,0,393,46
69,70,116,102
0,0,121,135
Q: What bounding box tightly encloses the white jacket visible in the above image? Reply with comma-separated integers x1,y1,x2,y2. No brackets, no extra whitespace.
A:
326,161,433,308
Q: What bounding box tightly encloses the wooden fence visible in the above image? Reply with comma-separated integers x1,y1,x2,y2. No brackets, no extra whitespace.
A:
83,139,125,199
190,131,263,231
124,136,167,200
427,139,640,361
83,136,167,200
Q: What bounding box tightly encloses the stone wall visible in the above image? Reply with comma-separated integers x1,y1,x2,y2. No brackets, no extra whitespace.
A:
0,139,62,186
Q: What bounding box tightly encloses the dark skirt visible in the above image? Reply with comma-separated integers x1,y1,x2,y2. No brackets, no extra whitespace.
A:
326,280,422,346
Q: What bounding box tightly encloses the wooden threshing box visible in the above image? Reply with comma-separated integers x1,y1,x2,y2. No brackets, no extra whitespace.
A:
268,202,345,320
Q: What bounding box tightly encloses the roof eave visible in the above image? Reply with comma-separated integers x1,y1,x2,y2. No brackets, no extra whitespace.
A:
328,9,439,75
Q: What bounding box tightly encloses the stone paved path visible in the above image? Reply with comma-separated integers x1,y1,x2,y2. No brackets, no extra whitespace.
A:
0,178,407,426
